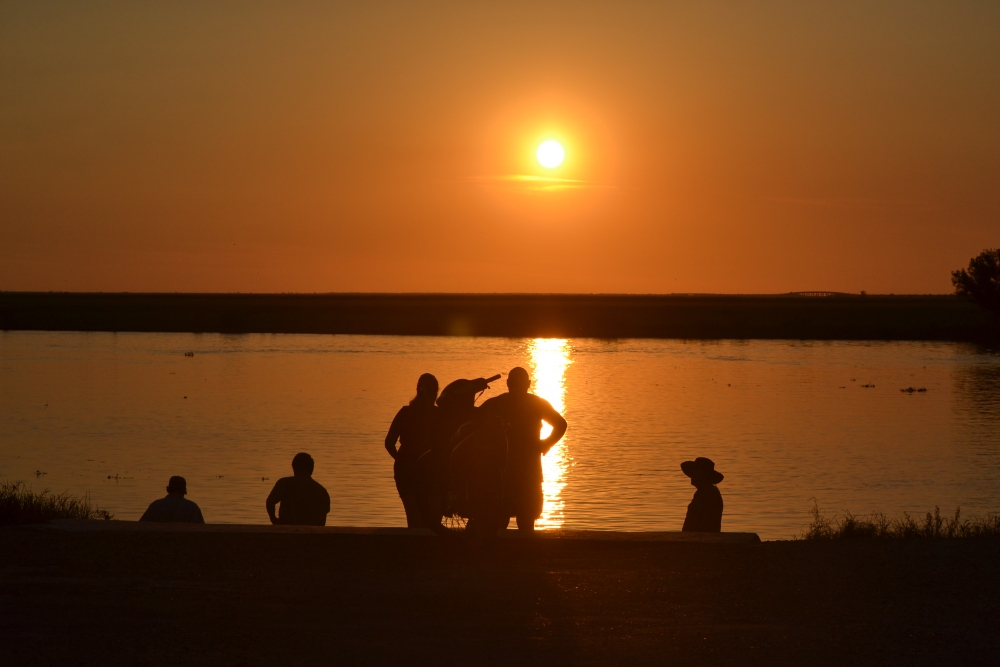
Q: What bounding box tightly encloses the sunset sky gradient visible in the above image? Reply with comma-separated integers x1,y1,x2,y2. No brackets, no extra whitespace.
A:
2,2,997,293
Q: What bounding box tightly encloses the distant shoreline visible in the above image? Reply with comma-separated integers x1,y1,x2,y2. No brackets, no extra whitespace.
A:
2,292,998,342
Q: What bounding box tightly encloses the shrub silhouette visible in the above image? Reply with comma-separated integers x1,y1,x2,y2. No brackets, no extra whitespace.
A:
0,481,112,524
803,500,1000,539
952,248,1000,314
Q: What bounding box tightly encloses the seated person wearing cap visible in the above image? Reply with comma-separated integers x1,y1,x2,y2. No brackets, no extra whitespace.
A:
266,452,331,526
680,457,724,532
139,476,205,523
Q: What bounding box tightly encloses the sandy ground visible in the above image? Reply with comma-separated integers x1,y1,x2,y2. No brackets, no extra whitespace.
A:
1,524,997,666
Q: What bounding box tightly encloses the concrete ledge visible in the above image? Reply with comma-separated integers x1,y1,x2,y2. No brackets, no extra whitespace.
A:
519,528,761,544
31,520,761,543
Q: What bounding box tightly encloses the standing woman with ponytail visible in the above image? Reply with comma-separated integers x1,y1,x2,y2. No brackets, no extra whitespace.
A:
384,373,440,527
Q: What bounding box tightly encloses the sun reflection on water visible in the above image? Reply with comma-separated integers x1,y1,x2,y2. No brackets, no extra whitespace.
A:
528,338,572,529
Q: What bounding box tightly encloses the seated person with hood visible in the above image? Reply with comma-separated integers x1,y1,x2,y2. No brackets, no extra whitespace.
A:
680,457,724,532
139,476,205,523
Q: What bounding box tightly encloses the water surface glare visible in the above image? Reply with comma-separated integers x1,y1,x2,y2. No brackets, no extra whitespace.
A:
3,331,999,539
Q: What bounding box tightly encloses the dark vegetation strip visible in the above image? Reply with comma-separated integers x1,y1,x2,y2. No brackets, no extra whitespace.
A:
0,481,113,525
803,501,1000,539
3,292,998,341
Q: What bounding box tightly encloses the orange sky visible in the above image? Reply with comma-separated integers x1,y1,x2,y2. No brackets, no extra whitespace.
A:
2,2,997,294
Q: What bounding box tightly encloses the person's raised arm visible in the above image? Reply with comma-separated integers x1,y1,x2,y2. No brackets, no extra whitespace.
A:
539,401,567,455
384,407,406,460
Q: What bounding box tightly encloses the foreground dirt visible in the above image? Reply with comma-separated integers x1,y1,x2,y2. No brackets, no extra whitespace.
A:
1,529,997,666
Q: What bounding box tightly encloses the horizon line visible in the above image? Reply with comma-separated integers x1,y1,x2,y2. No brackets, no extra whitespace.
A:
0,290,955,297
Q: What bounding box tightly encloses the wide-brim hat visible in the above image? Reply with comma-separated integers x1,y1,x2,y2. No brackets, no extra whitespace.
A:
681,457,724,484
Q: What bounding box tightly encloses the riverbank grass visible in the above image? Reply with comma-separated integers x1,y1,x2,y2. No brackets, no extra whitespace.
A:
0,481,112,525
804,501,1000,539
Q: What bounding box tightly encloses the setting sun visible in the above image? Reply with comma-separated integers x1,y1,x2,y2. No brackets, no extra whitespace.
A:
536,140,565,168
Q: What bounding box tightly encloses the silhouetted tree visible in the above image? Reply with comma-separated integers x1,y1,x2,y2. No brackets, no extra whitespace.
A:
952,249,1000,314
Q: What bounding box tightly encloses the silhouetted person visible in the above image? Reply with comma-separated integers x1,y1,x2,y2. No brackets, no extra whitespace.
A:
266,453,330,526
436,376,492,444
139,476,205,523
385,373,440,527
480,367,566,533
681,457,724,532
434,376,494,483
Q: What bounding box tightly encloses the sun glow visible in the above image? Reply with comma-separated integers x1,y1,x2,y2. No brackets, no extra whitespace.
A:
529,338,572,529
536,140,565,168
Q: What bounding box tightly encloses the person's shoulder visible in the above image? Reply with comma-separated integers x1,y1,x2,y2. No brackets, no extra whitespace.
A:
408,403,438,417
186,498,205,520
480,394,508,409
271,476,295,491
303,477,330,506
528,393,555,410
139,497,165,521
144,496,169,512
176,496,203,518
308,477,330,495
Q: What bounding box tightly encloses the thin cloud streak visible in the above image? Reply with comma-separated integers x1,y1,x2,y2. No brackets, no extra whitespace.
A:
468,174,616,191
760,196,945,209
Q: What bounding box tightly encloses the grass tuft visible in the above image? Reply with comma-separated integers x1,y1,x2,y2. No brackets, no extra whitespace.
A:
0,481,113,525
803,499,1000,539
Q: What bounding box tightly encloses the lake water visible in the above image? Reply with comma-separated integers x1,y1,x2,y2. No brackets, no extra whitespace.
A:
2,331,999,539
